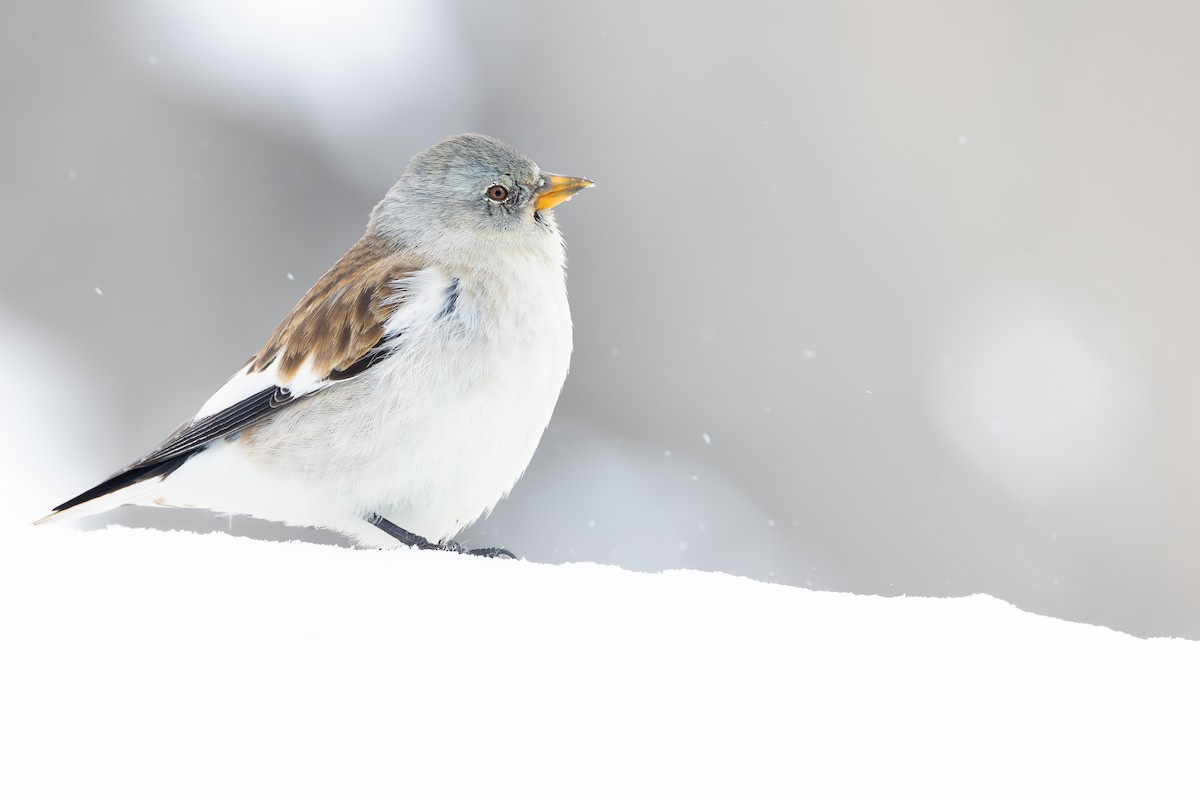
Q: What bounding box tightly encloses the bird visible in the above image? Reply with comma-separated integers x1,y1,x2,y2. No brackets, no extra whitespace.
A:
36,133,593,556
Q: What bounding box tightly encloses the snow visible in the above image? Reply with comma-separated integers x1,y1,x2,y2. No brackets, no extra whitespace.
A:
2,525,1198,798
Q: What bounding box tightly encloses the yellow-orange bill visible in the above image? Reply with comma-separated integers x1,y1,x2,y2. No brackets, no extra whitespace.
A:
534,173,594,211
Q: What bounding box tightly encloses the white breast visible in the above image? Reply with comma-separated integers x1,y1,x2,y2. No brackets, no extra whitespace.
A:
362,251,574,540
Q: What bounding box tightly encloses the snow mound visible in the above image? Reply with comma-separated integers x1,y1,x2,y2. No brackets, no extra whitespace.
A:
2,525,1197,798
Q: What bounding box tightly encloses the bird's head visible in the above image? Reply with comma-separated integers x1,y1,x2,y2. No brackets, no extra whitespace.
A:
369,133,592,253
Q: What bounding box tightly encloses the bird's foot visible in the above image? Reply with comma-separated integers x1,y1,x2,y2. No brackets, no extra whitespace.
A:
435,540,517,559
366,513,515,558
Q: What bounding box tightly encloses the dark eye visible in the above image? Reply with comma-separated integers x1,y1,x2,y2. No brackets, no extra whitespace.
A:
486,185,510,202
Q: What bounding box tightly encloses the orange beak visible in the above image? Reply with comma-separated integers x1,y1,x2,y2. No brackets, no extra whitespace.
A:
534,172,594,211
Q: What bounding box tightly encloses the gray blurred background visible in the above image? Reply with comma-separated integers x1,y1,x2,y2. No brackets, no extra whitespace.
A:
4,1,1198,638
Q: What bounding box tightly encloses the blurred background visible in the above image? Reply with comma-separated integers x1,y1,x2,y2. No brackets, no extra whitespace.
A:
4,1,1198,638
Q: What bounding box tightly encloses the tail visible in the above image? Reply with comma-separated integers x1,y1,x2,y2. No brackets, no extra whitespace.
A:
34,455,191,526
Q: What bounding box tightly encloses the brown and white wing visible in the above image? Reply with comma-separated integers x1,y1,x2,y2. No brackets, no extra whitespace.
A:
41,235,459,520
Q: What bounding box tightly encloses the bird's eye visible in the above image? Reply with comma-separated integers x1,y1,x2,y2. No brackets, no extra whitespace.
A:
486,185,510,202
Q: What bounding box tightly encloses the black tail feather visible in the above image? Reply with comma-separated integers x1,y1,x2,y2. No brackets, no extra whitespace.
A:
52,454,192,515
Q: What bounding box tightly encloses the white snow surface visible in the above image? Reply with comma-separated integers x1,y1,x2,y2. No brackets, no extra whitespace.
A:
2,525,1198,798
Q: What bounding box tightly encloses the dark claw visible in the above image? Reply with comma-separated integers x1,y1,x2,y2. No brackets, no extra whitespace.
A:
433,540,516,559
462,546,517,559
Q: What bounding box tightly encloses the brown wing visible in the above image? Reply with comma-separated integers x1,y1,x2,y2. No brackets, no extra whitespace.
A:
252,234,422,383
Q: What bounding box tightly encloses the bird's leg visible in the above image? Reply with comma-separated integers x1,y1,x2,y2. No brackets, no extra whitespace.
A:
367,513,438,549
366,514,515,559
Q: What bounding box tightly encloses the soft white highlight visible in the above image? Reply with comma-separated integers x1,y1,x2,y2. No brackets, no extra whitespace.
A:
929,291,1139,503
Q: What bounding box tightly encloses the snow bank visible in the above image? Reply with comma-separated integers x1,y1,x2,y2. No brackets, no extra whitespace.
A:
2,525,1197,798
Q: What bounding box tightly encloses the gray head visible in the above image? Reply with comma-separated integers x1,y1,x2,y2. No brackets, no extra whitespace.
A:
368,133,591,257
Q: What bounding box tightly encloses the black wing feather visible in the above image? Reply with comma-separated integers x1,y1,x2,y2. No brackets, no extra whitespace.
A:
51,385,299,514
141,385,297,464
327,341,396,382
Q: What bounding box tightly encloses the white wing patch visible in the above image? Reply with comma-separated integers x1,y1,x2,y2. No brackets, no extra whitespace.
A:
194,357,324,421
